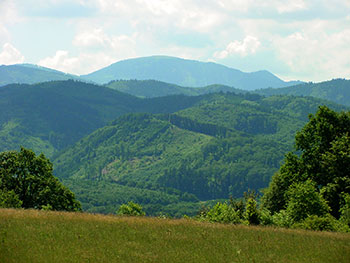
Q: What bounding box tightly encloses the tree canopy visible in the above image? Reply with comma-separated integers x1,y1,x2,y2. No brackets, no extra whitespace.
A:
262,106,350,219
0,147,81,211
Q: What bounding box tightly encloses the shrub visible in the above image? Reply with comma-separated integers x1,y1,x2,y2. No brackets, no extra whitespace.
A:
272,210,293,228
259,208,273,226
293,215,337,231
117,201,146,216
285,180,330,223
245,197,260,225
205,202,241,224
339,193,350,227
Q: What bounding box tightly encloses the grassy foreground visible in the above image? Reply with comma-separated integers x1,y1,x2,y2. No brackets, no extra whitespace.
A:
0,209,349,263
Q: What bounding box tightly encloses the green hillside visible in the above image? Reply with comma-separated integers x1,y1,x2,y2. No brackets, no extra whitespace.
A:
0,80,204,158
106,79,244,98
82,56,301,90
256,79,350,106
1,209,349,263
53,92,345,215
0,64,80,86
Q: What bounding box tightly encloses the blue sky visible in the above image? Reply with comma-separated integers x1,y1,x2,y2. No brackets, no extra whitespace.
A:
0,0,349,82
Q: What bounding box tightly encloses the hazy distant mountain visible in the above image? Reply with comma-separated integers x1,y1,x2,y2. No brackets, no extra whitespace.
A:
255,79,350,106
0,64,79,86
106,79,245,98
82,56,302,90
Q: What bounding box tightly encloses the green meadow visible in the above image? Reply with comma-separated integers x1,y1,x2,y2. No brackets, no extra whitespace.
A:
1,209,349,263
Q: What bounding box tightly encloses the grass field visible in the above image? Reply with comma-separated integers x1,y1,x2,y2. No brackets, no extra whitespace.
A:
0,208,349,262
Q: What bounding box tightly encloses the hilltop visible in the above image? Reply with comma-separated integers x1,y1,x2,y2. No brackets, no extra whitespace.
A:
0,64,79,86
81,56,301,90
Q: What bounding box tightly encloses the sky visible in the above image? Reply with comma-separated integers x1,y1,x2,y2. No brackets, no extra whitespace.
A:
0,0,349,82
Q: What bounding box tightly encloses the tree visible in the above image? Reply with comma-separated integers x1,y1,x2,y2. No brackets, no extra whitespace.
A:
245,197,260,225
285,180,330,222
262,106,350,218
116,201,145,216
0,147,81,211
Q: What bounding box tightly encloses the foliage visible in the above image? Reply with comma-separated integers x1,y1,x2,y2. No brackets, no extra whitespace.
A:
339,193,350,226
245,197,260,225
0,80,203,157
285,180,330,222
262,106,350,220
116,201,146,216
259,208,273,226
292,215,349,232
53,93,345,216
0,189,22,208
202,202,241,224
272,210,293,228
0,147,81,211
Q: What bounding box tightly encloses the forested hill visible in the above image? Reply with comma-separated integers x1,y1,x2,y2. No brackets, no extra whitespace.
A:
255,79,350,106
0,80,205,157
81,56,301,90
53,92,346,215
106,79,245,98
0,64,80,86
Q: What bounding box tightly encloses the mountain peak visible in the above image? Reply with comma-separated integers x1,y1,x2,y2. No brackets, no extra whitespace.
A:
81,56,296,90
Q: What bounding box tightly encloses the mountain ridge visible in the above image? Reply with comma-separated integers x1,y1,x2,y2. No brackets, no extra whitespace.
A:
82,55,302,90
0,64,80,86
255,78,350,106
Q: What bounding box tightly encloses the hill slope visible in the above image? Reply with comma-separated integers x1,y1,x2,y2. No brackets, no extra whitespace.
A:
0,64,80,86
256,79,350,106
106,79,245,98
0,80,204,157
53,93,346,215
82,56,301,90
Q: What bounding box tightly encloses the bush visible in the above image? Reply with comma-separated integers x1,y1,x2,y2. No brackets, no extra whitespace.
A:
339,193,350,227
259,208,273,226
293,215,338,231
272,210,293,228
286,180,330,223
245,197,260,225
205,202,241,224
116,201,146,216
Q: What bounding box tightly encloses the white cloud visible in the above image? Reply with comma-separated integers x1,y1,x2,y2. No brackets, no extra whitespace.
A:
38,50,79,73
3,0,350,81
214,36,261,59
273,29,350,81
275,0,307,13
73,28,137,51
73,28,108,48
0,43,25,65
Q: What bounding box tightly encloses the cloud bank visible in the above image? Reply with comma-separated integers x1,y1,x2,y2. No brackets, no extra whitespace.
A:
0,0,349,81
